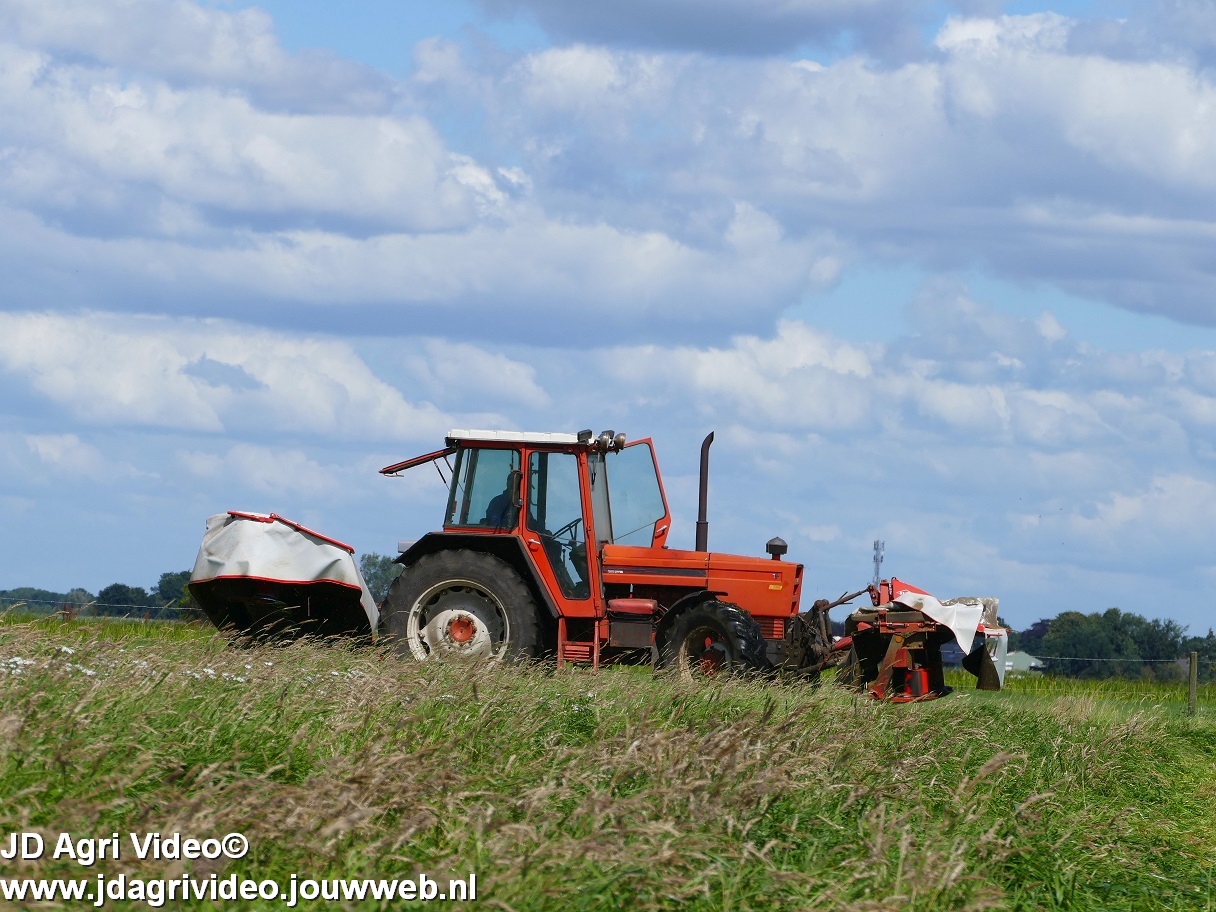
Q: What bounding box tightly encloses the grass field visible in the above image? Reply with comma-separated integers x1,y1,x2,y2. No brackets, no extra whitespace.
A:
0,615,1212,911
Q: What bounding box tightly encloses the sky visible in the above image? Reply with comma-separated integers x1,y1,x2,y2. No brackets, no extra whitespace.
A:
2,0,1216,633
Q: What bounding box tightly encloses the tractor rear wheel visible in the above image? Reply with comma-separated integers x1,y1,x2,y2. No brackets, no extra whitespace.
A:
383,550,541,662
661,601,770,677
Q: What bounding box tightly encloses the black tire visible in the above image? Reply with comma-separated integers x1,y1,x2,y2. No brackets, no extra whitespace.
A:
383,550,541,662
660,601,771,676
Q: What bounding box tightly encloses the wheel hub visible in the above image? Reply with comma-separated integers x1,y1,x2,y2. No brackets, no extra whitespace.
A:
447,614,476,644
682,626,730,676
412,586,506,660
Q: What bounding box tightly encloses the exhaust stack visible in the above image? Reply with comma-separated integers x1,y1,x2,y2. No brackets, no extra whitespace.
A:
695,431,713,552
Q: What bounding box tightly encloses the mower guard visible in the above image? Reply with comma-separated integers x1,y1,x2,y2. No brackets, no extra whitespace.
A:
188,511,378,638
841,586,1008,700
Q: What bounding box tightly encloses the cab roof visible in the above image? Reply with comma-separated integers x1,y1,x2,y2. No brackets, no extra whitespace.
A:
381,428,622,476
445,428,582,446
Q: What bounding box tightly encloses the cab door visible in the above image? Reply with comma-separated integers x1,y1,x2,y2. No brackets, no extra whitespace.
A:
523,449,601,618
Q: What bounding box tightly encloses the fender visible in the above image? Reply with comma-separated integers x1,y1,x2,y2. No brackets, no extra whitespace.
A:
396,531,561,620
654,588,727,650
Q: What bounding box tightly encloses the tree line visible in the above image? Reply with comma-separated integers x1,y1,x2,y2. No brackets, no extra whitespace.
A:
0,570,201,621
0,555,406,623
1008,607,1214,681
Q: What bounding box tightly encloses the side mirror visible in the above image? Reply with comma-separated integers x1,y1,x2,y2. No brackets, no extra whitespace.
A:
508,469,523,508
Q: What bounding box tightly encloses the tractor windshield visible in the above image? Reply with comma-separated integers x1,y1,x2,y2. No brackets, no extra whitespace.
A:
589,443,666,547
445,447,520,528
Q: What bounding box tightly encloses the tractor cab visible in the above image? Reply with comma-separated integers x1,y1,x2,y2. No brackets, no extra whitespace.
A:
382,429,672,623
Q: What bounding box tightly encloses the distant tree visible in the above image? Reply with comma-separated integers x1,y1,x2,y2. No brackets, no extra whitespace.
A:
1034,608,1187,679
64,588,95,608
0,587,95,615
95,583,154,617
154,571,191,603
1183,628,1216,683
153,570,204,621
1039,609,1141,678
1016,618,1053,656
1128,615,1186,681
150,571,209,622
359,553,404,605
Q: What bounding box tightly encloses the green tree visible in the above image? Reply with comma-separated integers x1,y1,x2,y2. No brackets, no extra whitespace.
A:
1126,615,1186,680
1,587,94,615
1016,618,1052,656
64,588,94,608
359,553,403,605
95,583,154,618
154,571,191,603
1182,628,1216,682
154,570,204,621
1040,609,1141,678
1035,608,1187,679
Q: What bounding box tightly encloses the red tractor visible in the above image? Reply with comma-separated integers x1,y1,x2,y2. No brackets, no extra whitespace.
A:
379,428,1004,695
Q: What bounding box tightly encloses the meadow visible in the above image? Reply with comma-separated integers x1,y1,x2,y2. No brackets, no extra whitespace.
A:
0,614,1212,911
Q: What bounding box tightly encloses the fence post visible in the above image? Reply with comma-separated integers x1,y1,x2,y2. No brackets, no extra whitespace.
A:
1189,652,1199,717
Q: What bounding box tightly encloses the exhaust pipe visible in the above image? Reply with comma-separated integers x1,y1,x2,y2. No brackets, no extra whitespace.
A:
695,431,713,552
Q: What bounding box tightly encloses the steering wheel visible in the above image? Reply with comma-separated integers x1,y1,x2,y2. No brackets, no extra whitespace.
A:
551,516,582,541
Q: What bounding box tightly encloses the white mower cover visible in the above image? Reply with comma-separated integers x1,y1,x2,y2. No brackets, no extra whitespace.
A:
191,511,378,630
894,591,1008,687
893,590,983,654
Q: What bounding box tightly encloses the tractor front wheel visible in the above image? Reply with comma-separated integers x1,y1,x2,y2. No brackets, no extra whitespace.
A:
661,601,770,677
383,550,540,662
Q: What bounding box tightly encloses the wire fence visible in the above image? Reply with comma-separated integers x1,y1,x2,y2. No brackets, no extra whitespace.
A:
1026,654,1214,676
0,594,191,615
1031,654,1187,663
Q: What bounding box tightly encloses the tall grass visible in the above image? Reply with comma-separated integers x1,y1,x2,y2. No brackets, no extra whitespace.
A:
996,670,1215,705
0,610,213,640
0,619,1212,910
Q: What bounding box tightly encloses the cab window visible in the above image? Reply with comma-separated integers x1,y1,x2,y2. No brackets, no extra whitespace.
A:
528,451,590,599
605,443,666,546
445,447,520,528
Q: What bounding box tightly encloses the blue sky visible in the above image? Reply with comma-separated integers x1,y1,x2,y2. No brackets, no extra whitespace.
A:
2,0,1216,634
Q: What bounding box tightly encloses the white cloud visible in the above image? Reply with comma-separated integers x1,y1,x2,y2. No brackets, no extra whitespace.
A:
0,0,391,109
613,320,874,430
25,433,106,478
413,341,550,409
177,443,342,497
1084,474,1216,534
0,311,224,430
0,311,451,441
1005,472,1216,578
0,48,482,233
0,204,834,339
6,3,1214,337
0,431,140,487
439,13,1216,327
